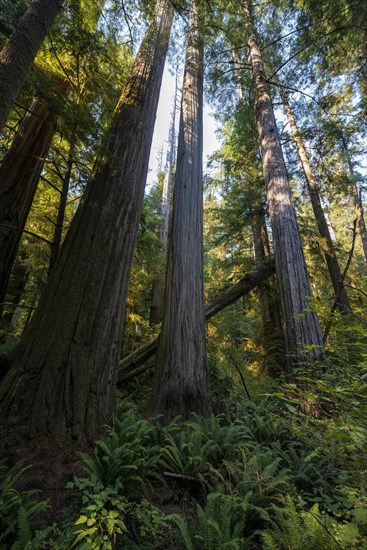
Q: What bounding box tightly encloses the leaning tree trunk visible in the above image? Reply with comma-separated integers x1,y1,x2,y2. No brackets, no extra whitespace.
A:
0,96,55,316
0,0,63,134
280,89,351,312
147,0,212,422
0,0,105,307
119,257,276,383
0,0,174,444
243,0,324,374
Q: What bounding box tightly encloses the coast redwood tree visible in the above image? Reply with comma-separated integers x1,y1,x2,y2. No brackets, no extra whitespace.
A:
0,0,63,133
280,89,350,312
0,0,107,304
148,0,212,422
242,0,324,373
0,0,174,443
0,93,61,316
150,75,178,326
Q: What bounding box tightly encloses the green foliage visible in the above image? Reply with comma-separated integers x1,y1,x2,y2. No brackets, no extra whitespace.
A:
0,461,49,549
260,496,345,550
159,414,246,481
72,411,161,496
123,499,173,549
72,489,127,549
171,492,246,550
0,0,27,46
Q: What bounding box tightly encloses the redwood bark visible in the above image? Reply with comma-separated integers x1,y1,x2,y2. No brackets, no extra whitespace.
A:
148,0,211,421
150,77,178,325
280,90,350,312
119,258,276,383
48,142,74,275
0,0,174,443
0,96,54,315
251,205,283,367
1,252,29,333
251,204,272,325
0,0,63,133
243,0,324,373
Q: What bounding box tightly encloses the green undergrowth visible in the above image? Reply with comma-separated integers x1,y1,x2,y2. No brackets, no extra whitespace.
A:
1,364,366,549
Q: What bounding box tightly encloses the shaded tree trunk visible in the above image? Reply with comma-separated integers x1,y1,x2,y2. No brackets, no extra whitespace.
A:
0,96,55,316
119,257,276,383
150,74,178,325
48,142,74,275
0,0,63,133
280,89,351,312
1,251,29,334
0,0,174,444
147,0,211,421
251,205,284,373
243,0,324,373
251,204,272,324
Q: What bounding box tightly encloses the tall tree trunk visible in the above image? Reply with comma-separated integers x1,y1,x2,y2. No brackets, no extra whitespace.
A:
0,0,174,444
0,0,63,133
242,0,324,373
1,251,29,335
251,205,283,372
251,204,272,325
119,257,276,383
0,96,55,316
280,89,351,312
341,133,367,263
48,141,74,275
148,0,211,422
150,73,178,325
0,0,105,307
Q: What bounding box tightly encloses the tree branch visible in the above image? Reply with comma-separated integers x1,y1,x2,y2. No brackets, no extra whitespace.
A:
117,258,276,384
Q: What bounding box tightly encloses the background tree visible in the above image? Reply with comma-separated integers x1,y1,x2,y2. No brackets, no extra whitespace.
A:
242,0,324,373
0,0,63,133
0,0,127,330
279,87,351,312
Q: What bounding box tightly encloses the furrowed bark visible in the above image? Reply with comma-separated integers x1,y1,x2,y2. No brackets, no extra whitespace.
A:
118,257,276,383
0,0,174,444
147,0,211,422
243,0,324,373
0,96,55,316
0,0,63,133
280,89,350,312
149,73,178,325
48,141,74,275
1,251,29,332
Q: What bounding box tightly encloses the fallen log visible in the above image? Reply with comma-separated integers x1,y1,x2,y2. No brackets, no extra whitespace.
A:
117,257,276,384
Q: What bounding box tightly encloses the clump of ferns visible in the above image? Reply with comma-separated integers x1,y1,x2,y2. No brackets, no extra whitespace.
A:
228,397,295,449
219,446,293,531
170,492,247,550
0,461,50,549
158,414,248,485
259,495,343,550
269,439,339,505
74,411,163,498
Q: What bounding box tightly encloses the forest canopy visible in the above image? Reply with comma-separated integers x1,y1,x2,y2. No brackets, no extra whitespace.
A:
0,0,366,548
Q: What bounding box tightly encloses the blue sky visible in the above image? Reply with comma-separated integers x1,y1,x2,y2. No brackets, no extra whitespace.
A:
146,63,220,188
